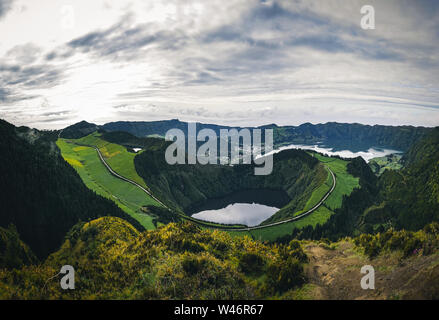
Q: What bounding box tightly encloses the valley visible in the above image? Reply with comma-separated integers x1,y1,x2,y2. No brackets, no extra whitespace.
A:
1,118,438,300
56,129,354,241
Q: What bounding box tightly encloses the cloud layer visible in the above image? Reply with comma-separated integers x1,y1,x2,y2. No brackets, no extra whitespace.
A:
0,0,438,129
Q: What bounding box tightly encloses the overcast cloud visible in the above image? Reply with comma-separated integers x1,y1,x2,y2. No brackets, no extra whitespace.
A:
0,0,438,129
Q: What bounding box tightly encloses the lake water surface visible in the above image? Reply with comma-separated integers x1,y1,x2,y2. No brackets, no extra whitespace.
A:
189,188,288,227
192,203,279,227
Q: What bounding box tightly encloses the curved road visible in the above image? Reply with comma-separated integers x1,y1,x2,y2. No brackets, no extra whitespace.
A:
66,140,336,232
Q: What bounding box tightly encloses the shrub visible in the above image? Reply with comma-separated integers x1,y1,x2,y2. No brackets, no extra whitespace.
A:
238,252,265,275
266,257,305,294
181,254,206,275
288,240,308,263
353,223,439,259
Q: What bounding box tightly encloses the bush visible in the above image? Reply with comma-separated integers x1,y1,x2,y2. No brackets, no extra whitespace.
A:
266,257,305,294
288,240,308,263
238,252,265,275
181,254,206,275
353,223,439,258
424,222,439,235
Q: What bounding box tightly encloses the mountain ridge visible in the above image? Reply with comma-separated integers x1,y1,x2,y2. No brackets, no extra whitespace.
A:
61,119,432,152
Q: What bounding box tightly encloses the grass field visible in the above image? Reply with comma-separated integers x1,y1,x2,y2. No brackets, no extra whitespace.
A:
56,138,159,230
230,153,360,242
292,166,333,217
74,132,149,189
313,153,359,211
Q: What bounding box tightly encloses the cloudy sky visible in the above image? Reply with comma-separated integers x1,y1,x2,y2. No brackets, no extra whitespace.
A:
0,0,438,129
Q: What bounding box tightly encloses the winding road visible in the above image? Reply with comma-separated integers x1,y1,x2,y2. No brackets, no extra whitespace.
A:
65,140,336,232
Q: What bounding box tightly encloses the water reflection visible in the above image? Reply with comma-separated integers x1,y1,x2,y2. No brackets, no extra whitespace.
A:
188,188,288,227
192,203,279,227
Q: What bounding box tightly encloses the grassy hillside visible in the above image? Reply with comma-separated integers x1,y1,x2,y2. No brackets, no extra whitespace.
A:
74,132,150,189
281,156,379,242
0,217,308,299
313,153,360,210
56,138,158,230
0,119,143,259
372,127,439,230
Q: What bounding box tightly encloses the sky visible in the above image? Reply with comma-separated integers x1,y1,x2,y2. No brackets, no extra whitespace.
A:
0,0,438,129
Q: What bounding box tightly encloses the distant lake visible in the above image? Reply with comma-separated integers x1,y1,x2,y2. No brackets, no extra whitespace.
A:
268,144,402,162
188,189,288,227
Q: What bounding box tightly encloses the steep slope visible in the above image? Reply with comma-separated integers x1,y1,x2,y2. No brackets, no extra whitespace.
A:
56,132,162,230
239,153,360,242
0,225,36,269
374,127,439,230
0,119,143,258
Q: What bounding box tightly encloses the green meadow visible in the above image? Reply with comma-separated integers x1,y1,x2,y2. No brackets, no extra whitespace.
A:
292,166,333,217
312,153,359,211
56,138,159,230
74,132,149,189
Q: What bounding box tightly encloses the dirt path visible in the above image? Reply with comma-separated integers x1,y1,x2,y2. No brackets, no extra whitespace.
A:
303,241,439,300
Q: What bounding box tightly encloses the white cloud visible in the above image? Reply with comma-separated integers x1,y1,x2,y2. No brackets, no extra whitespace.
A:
0,0,438,129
